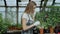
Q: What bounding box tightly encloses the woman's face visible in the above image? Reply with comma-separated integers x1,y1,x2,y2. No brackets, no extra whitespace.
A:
33,5,36,9
31,5,36,14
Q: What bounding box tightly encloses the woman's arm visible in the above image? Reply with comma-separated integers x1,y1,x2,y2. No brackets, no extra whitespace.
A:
22,18,35,31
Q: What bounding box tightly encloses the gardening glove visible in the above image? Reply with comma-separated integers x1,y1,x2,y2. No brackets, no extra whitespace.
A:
33,21,40,26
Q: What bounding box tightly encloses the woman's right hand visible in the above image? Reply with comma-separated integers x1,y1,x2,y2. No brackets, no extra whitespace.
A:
33,21,40,26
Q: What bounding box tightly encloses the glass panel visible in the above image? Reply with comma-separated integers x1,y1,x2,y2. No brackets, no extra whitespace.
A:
7,7,17,25
18,0,53,6
32,0,53,6
18,1,40,6
54,4,60,6
49,0,53,1
0,7,5,11
0,11,5,19
55,0,60,3
31,0,41,2
0,7,5,19
21,0,29,2
19,8,40,12
0,0,5,6
19,7,25,12
46,2,52,6
6,0,16,2
18,13,22,24
18,2,28,6
18,7,25,24
35,8,40,12
6,0,16,6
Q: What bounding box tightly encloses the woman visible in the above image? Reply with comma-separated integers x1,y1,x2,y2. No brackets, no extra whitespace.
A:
21,1,40,34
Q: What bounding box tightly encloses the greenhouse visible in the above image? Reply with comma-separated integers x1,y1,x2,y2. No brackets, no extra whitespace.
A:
0,0,60,34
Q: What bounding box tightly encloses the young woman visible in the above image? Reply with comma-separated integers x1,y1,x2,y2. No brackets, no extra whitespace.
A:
21,1,40,34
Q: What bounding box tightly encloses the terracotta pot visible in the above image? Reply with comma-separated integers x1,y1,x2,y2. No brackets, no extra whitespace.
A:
8,26,17,30
8,26,22,30
50,27,54,34
17,27,22,30
40,28,44,34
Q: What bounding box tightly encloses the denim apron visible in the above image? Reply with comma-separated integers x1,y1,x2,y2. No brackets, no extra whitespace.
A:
21,14,34,34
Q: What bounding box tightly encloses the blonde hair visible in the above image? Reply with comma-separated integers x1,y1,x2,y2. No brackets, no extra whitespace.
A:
24,1,36,14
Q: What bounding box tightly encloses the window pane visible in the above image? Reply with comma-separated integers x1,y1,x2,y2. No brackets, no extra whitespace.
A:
18,13,22,24
6,0,16,6
18,7,25,24
0,12,5,18
19,7,25,12
18,2,28,6
21,0,29,2
55,0,60,3
0,7,5,11
7,7,17,25
35,8,40,12
0,0,5,6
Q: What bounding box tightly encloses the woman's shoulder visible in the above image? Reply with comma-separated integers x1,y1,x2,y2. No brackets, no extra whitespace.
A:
23,13,28,16
22,13,28,18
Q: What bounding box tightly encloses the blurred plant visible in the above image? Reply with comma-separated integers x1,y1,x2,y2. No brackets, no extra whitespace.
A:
0,13,12,34
35,8,60,29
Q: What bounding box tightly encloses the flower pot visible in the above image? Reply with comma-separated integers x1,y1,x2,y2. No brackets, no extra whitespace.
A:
44,29,50,33
17,27,22,30
8,26,17,30
40,28,44,34
8,26,22,30
50,27,54,34
55,26,60,34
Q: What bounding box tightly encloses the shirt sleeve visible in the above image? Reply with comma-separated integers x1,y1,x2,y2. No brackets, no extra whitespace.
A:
22,13,28,20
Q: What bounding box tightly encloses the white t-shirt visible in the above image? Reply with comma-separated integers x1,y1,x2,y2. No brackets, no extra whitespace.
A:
22,13,34,23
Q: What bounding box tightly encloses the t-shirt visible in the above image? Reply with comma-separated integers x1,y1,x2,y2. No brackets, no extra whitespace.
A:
22,13,34,23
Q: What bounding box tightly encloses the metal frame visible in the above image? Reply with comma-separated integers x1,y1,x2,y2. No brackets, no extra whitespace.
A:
40,0,56,11
4,0,7,21
52,0,56,5
16,0,19,26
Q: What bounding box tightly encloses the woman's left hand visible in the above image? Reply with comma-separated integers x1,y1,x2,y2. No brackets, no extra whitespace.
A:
33,21,40,26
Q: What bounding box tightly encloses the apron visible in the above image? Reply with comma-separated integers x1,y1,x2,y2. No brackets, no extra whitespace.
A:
21,14,34,34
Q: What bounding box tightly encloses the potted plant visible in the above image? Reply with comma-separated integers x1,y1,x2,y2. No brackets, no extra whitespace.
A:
8,23,22,30
35,11,46,34
0,13,14,34
17,24,22,30
35,10,58,34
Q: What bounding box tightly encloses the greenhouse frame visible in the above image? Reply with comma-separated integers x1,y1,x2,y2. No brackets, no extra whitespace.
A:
0,0,60,34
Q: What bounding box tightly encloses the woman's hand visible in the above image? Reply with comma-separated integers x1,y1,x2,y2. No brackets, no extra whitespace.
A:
22,18,35,31
33,21,40,26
